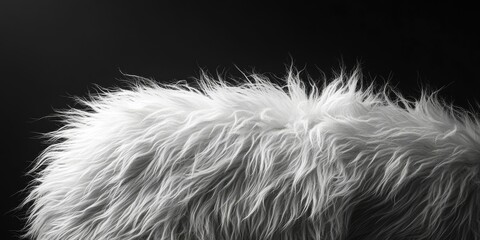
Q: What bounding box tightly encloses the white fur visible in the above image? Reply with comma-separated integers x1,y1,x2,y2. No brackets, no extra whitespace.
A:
23,69,480,239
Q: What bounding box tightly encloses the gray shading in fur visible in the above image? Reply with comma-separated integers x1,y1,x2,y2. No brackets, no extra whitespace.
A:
23,69,480,239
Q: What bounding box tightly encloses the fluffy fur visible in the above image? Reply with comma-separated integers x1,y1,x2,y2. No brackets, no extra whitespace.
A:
23,69,480,239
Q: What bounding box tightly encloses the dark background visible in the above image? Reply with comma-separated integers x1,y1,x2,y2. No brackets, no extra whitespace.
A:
1,1,478,238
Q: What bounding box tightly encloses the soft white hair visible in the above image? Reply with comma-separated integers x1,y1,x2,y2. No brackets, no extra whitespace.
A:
23,68,480,239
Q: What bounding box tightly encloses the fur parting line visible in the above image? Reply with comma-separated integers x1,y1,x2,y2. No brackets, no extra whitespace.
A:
23,68,480,239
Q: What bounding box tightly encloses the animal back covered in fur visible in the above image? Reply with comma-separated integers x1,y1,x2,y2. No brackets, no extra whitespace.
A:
23,69,480,239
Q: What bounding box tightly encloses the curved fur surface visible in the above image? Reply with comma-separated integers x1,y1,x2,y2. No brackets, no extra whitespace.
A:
23,69,480,239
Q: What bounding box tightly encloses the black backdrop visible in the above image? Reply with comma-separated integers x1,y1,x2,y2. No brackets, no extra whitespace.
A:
1,1,479,239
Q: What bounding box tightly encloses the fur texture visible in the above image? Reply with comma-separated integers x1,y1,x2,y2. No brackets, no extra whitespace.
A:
23,69,480,239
